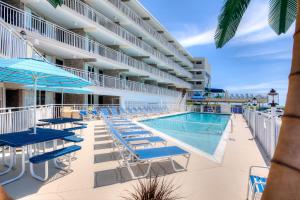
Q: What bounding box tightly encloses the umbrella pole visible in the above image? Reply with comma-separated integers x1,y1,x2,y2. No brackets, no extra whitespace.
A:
33,77,37,134
61,90,64,119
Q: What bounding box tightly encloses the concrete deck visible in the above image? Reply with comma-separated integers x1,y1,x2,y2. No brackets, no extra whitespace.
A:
2,114,267,200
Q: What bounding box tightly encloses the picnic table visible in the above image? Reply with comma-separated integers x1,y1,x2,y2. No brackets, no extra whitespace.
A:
0,128,74,185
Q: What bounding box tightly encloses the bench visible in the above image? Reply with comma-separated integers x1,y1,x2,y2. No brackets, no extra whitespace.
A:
29,145,81,181
63,136,84,143
63,125,87,132
73,122,87,126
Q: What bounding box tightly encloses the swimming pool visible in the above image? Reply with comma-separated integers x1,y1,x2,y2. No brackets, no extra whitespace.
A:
140,112,231,155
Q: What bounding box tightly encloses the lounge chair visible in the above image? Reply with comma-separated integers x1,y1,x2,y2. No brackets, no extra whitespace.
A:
100,107,129,121
110,127,190,179
79,110,90,120
91,109,100,119
246,166,269,200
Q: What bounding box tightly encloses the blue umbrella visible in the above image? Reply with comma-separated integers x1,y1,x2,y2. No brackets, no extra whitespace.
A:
0,58,91,134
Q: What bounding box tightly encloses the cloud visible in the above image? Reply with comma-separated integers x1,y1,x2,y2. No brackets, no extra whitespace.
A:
225,80,288,93
178,29,215,47
235,49,292,60
175,0,294,48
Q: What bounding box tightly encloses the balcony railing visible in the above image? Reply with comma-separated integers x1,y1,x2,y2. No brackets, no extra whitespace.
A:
61,0,192,78
0,20,27,58
57,64,181,97
0,1,191,88
0,18,183,97
106,0,193,68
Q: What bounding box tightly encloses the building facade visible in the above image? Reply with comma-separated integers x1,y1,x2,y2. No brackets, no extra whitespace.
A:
0,0,211,108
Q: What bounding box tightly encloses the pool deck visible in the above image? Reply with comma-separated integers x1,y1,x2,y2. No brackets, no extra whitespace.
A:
2,113,267,200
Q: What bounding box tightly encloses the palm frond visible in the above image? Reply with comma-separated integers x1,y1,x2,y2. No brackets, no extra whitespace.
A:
269,0,297,34
215,0,251,48
47,0,63,8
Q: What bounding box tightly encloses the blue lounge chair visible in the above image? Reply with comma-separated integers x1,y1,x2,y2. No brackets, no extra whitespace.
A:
91,109,100,119
79,110,90,120
125,136,167,147
246,166,269,200
110,127,190,179
100,107,129,121
120,130,152,137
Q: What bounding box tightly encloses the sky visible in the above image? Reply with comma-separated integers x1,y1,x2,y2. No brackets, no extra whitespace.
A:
140,0,295,105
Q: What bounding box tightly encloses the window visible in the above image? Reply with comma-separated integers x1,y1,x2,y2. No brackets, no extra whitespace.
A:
196,71,202,75
195,82,202,85
37,91,46,105
196,61,202,64
88,66,94,73
88,94,94,104
55,59,63,66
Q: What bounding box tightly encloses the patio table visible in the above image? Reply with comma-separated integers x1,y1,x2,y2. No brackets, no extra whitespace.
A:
39,118,83,125
0,128,74,185
39,118,83,130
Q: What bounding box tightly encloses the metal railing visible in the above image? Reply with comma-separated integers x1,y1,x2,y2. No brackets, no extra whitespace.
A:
0,19,182,97
0,20,27,58
106,0,193,68
61,0,192,78
0,103,185,134
58,64,182,97
243,109,281,160
0,104,118,134
0,1,191,88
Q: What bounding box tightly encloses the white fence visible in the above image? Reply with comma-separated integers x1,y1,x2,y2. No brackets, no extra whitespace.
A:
0,103,184,134
0,1,191,88
186,105,232,114
243,109,282,160
0,104,119,134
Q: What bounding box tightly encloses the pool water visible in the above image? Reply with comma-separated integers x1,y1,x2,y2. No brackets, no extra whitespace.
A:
141,112,230,155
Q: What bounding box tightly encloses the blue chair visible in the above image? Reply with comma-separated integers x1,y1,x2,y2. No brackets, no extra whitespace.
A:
109,127,190,179
246,166,269,200
100,107,127,120
79,110,90,120
91,109,100,119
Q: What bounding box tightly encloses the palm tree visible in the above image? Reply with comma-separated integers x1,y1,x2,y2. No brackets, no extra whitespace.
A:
215,0,299,199
47,0,62,8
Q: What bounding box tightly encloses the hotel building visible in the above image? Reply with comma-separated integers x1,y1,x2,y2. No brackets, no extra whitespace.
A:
0,0,211,108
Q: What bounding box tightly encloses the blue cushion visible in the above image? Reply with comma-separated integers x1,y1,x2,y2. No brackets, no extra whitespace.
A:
73,122,87,126
134,146,189,160
113,123,135,127
63,126,87,132
125,136,166,144
121,130,151,137
63,136,84,143
249,175,266,193
29,145,81,164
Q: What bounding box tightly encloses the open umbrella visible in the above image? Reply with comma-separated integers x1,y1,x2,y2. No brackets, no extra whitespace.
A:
0,58,91,134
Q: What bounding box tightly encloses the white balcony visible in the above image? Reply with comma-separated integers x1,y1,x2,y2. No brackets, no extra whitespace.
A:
0,1,192,89
59,65,182,97
0,20,183,97
86,0,194,68
22,0,192,78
